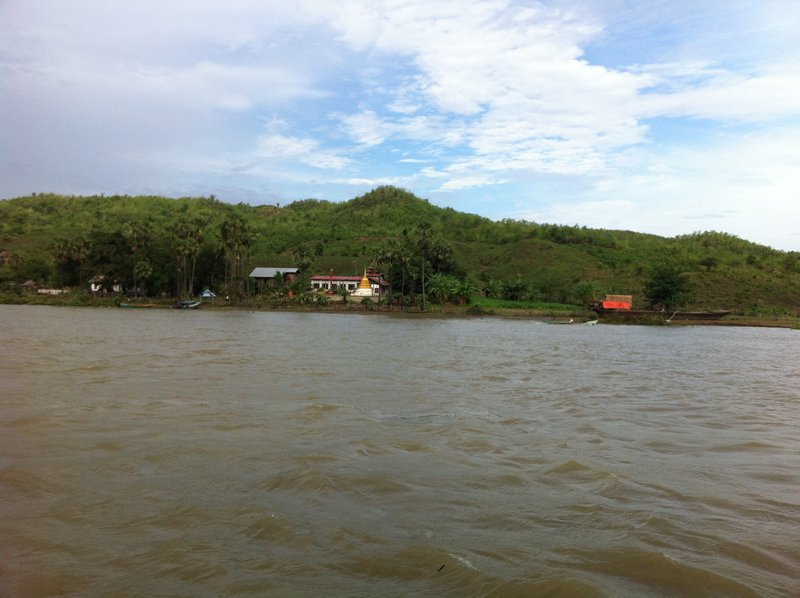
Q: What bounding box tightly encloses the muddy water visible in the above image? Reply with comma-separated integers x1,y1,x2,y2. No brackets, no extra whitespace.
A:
1,305,798,596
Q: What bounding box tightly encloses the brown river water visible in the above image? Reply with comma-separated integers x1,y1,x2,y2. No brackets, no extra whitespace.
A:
1,304,798,597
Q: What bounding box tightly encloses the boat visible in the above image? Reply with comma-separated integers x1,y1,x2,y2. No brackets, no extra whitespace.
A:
591,295,732,321
118,302,156,308
665,309,733,321
176,300,201,309
593,306,733,321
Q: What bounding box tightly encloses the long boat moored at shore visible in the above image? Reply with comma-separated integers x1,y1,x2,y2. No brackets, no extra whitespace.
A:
591,295,732,321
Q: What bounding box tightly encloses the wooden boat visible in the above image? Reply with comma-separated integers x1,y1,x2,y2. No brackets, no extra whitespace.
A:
591,295,732,321
118,302,156,308
666,309,733,321
176,300,201,309
593,306,733,321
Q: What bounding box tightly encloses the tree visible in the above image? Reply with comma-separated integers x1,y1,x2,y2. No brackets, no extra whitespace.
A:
501,277,529,301
574,281,597,307
69,236,90,289
699,256,719,272
124,220,152,296
171,216,200,298
426,272,456,304
293,246,312,274
89,230,128,292
15,253,51,284
52,236,90,288
643,263,691,309
133,260,153,295
482,277,502,299
293,245,313,294
52,238,72,287
415,223,434,311
374,238,412,306
455,280,477,305
221,213,256,300
428,238,454,274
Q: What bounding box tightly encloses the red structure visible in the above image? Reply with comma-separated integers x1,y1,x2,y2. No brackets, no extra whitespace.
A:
601,294,632,310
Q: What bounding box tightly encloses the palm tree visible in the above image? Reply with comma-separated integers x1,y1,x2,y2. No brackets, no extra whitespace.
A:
416,223,433,311
133,260,153,296
293,246,312,273
293,245,312,295
429,238,454,273
374,239,412,307
221,214,256,300
171,215,207,298
69,236,90,291
124,220,152,296
52,238,71,287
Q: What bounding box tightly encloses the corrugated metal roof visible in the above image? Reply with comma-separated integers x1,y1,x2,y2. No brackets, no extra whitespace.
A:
249,267,299,278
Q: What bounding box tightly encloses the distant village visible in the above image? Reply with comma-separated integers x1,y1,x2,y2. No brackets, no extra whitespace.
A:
23,265,390,300
249,267,390,298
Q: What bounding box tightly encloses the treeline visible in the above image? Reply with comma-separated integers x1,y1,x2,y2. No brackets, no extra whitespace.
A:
0,194,262,299
1,187,799,312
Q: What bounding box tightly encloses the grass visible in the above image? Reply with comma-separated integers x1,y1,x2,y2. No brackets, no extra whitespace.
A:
469,296,580,312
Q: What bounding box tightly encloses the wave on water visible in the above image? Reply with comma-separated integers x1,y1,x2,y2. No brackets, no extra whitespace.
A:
2,306,799,596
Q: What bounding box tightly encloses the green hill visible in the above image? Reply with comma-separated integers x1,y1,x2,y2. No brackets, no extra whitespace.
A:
1,187,798,315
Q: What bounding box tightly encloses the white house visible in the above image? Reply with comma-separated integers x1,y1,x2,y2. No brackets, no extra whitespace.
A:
89,275,122,294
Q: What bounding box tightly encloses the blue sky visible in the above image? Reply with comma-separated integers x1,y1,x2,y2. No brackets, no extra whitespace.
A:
2,0,799,250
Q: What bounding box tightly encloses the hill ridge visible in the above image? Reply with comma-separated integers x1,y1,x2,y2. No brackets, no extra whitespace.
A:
1,187,798,313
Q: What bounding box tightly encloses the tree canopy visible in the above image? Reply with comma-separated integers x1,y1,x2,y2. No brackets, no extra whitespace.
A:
1,188,798,314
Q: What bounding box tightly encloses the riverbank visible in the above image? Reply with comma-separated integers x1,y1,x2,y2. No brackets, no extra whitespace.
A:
2,292,799,329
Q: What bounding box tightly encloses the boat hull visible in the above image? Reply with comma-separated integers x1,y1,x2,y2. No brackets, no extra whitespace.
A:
594,308,732,321
176,300,201,309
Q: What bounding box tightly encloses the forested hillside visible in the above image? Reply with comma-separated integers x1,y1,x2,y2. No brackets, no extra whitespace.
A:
1,187,798,314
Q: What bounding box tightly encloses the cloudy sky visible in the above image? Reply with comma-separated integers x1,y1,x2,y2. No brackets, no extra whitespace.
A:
2,1,799,250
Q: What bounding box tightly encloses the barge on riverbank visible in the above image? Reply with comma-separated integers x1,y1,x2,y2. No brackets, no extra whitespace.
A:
591,295,732,322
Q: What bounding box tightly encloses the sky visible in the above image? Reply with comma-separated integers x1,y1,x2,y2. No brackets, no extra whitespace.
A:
1,1,799,251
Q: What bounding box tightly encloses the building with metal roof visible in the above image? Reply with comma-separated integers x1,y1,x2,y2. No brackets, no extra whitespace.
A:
249,267,300,290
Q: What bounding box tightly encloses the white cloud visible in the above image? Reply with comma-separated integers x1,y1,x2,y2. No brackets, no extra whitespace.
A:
325,0,656,189
339,111,388,147
521,127,800,250
250,134,350,171
2,0,800,249
440,175,509,191
637,63,800,122
334,175,410,187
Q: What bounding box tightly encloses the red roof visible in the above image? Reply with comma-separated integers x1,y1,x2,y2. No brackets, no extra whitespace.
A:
311,275,363,281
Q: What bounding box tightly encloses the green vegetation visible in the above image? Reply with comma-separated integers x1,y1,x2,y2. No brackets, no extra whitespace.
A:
469,297,577,312
643,263,692,309
1,187,799,317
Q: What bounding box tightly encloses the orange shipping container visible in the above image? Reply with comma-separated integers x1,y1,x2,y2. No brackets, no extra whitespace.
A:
602,294,632,310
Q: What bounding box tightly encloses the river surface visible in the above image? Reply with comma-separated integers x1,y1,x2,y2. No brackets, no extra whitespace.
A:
1,304,798,597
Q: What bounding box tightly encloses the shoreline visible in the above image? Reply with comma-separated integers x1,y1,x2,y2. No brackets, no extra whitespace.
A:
2,295,798,329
